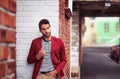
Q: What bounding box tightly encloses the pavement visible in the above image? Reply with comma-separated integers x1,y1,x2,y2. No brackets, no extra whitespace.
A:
81,47,120,79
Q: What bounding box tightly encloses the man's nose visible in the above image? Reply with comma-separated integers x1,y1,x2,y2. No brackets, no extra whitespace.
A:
46,29,49,32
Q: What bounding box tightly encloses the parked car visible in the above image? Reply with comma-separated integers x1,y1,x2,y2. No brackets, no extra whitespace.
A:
110,44,120,64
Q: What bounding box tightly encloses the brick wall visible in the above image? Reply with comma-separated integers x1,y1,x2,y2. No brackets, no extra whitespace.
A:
16,0,60,79
59,0,70,78
0,0,16,79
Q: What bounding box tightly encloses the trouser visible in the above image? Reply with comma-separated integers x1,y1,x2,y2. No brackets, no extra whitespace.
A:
36,73,57,79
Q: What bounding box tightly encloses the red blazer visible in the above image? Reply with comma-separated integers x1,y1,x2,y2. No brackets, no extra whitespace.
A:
27,36,67,79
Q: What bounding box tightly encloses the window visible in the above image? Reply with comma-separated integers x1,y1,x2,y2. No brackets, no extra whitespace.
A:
104,23,109,32
116,23,120,32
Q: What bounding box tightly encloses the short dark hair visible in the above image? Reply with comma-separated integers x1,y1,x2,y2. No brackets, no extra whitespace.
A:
38,19,50,30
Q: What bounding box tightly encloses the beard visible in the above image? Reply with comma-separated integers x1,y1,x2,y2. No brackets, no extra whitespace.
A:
43,32,51,38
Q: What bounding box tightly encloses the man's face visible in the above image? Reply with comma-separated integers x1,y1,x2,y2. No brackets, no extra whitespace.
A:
40,24,51,38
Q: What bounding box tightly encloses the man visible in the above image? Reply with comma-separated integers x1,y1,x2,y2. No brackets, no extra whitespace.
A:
27,19,67,79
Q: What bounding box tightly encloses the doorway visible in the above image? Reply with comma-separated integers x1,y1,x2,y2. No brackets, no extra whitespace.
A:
72,1,120,79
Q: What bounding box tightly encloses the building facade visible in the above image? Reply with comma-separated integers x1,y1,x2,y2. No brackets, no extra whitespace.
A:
96,17,120,45
0,0,71,79
83,17,120,46
0,0,16,79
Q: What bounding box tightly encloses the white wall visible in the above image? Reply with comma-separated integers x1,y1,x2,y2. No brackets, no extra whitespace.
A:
16,0,59,79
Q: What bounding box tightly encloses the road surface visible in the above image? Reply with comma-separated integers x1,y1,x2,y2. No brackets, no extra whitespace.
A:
81,47,120,79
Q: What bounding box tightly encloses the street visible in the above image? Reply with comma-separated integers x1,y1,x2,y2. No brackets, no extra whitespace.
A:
81,47,120,79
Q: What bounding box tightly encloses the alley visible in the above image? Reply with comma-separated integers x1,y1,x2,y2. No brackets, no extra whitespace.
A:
81,47,120,79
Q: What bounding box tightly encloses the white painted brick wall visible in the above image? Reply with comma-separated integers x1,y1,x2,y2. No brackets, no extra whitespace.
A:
16,0,59,79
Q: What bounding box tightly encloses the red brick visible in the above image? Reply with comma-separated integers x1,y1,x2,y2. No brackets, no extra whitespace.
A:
10,47,16,59
0,29,7,42
0,46,9,60
9,0,16,13
6,30,16,43
4,46,10,60
0,63,6,77
0,0,9,10
0,11,2,24
3,12,10,27
9,15,16,28
3,12,9,26
7,61,15,74
0,11,4,24
0,46,4,60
